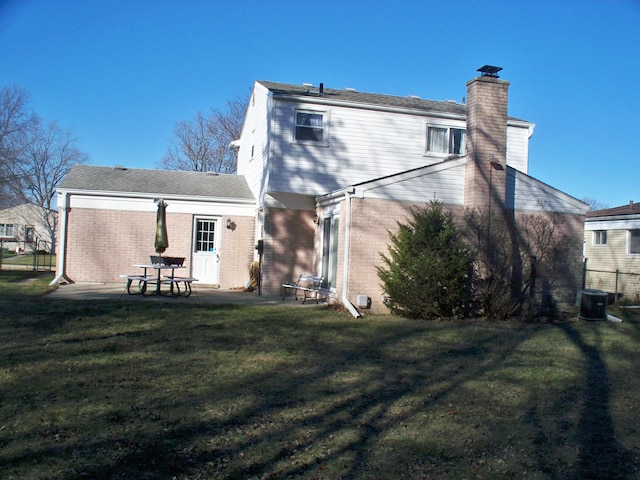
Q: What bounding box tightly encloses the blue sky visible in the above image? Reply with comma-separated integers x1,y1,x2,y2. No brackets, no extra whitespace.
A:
1,0,639,208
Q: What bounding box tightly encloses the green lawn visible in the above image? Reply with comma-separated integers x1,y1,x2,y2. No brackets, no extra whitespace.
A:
2,272,640,479
1,253,55,268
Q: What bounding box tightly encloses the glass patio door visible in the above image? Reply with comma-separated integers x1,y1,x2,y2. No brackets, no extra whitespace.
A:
321,215,339,290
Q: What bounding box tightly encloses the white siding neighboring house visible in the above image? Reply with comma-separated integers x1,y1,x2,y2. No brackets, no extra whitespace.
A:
0,203,56,254
584,201,640,300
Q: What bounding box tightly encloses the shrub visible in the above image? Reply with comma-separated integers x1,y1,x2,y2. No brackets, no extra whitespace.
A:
462,207,579,319
377,202,474,319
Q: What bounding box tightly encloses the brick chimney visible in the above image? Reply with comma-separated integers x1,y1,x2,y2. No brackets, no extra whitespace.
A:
464,66,510,209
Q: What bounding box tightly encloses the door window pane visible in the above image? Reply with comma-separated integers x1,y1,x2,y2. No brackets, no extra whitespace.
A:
196,219,216,252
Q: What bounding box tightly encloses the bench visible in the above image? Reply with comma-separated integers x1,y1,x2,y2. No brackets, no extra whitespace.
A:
282,274,326,304
121,274,157,295
163,275,198,297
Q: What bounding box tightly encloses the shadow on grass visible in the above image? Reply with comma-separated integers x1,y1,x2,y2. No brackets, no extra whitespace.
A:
559,322,636,479
1,293,639,479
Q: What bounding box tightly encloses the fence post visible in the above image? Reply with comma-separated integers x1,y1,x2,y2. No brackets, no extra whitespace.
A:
615,269,619,305
582,258,588,290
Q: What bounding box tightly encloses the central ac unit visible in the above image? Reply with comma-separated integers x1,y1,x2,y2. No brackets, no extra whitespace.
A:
578,289,608,320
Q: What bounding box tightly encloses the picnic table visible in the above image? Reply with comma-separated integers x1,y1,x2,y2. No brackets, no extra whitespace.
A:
122,257,197,297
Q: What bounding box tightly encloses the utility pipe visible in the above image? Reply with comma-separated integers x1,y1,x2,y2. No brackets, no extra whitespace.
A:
342,189,362,318
49,192,73,285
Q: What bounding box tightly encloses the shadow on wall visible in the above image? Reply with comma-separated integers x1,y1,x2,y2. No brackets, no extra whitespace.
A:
264,208,317,296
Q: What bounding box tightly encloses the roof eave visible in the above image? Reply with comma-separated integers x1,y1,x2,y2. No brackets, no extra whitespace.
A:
56,188,255,204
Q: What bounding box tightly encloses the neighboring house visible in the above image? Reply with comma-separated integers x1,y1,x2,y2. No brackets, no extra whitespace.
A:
55,67,589,315
584,201,640,300
53,167,255,286
0,203,56,253
235,67,588,314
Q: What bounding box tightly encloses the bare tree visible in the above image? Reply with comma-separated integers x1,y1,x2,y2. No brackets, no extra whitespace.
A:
582,197,609,212
0,85,37,207
10,118,88,252
160,97,246,173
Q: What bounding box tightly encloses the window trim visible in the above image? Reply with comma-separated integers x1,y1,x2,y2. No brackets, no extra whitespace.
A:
425,123,466,157
628,229,640,255
0,224,15,238
592,230,607,246
293,109,329,145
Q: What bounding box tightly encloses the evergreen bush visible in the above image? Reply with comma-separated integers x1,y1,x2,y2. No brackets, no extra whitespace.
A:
377,201,474,319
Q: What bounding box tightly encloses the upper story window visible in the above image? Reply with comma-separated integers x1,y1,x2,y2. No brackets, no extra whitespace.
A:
0,224,14,238
426,125,466,155
629,229,640,254
295,110,326,143
593,230,607,246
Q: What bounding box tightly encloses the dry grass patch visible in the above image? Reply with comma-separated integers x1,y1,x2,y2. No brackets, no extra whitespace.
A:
2,273,640,479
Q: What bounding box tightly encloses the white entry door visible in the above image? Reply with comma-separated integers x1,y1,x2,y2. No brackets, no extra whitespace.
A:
192,217,220,285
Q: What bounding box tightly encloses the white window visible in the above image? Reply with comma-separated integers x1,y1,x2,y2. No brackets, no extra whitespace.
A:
0,224,14,238
629,230,640,254
426,125,466,155
295,110,326,142
593,230,607,246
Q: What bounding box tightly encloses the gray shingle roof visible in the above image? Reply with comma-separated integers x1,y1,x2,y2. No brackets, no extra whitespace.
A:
58,165,254,200
257,80,527,122
258,80,466,116
587,201,640,218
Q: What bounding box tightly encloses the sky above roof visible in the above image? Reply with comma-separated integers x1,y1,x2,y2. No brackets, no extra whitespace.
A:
1,0,638,208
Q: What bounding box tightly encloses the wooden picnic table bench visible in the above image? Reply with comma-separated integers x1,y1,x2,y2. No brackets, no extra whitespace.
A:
282,274,327,304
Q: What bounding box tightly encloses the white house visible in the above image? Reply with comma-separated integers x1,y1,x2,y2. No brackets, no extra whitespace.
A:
55,67,589,315
0,203,56,254
235,67,588,314
584,201,640,300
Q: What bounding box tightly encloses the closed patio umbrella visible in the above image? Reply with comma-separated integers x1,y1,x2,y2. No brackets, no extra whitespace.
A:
154,199,169,255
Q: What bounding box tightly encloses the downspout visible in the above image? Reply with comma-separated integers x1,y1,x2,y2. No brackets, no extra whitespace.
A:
49,192,73,285
342,189,362,318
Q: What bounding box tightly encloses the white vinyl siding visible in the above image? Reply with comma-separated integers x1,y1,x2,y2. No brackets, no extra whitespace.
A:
270,101,464,195
583,225,640,296
506,124,530,174
356,161,466,205
237,83,272,204
511,170,588,214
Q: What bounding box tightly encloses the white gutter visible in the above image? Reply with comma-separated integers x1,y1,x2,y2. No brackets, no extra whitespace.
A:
49,192,73,285
342,189,362,318
56,188,256,205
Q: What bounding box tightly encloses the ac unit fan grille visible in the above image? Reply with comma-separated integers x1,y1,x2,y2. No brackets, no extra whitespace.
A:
579,290,608,320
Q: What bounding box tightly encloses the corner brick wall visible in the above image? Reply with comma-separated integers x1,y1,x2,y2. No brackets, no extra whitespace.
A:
261,207,316,296
220,215,256,288
346,199,464,314
346,198,584,315
63,207,253,288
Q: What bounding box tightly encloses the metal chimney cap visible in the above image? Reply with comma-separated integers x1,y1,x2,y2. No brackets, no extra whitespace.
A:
478,65,503,78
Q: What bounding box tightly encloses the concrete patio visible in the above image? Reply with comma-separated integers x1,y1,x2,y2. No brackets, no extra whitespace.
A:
47,281,327,307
